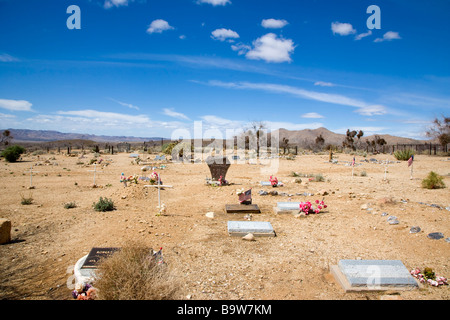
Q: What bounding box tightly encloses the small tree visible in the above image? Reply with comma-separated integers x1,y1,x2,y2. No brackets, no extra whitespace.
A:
1,145,25,162
1,130,13,146
426,115,449,149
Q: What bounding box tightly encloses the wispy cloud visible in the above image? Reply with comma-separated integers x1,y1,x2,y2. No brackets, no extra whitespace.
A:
331,22,356,36
0,53,19,62
355,30,372,40
196,0,231,6
57,109,150,124
261,19,289,29
374,31,401,42
104,0,130,9
314,81,334,87
0,99,33,112
147,19,174,34
301,112,324,119
109,98,139,110
163,108,190,120
200,80,391,116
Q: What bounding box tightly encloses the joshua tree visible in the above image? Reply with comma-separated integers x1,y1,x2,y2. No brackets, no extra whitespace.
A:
1,130,12,146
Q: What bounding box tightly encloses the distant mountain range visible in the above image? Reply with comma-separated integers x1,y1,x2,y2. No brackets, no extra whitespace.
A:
272,127,431,147
2,127,431,145
2,129,164,143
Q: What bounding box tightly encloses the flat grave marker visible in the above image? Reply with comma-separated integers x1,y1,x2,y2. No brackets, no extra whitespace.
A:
227,221,275,237
330,259,419,292
225,204,261,214
273,201,300,214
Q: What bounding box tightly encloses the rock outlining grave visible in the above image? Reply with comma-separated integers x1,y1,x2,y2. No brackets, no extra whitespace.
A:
0,218,11,244
427,232,444,240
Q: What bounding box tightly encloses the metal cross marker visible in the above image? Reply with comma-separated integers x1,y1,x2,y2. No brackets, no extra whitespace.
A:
144,174,173,208
88,163,100,185
25,165,39,188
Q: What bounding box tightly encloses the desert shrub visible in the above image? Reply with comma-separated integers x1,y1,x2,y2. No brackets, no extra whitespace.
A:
314,174,325,182
360,171,367,177
64,201,77,209
421,171,446,189
93,197,115,212
162,141,179,155
94,242,180,300
394,149,414,161
20,193,33,205
1,145,26,162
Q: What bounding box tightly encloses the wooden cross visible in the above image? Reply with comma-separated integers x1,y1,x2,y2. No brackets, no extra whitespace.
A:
88,163,100,185
25,165,39,188
384,159,388,181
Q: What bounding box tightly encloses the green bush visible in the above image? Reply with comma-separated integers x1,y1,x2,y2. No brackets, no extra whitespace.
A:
394,149,414,161
93,197,115,212
1,145,26,162
64,202,77,209
421,171,446,189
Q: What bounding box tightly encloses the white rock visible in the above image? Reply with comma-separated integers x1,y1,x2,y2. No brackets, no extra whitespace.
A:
242,233,255,241
205,212,215,219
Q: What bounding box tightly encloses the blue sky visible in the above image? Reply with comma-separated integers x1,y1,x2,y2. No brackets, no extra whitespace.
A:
0,0,449,140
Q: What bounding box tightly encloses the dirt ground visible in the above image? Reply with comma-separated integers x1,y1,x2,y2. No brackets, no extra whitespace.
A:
0,150,449,300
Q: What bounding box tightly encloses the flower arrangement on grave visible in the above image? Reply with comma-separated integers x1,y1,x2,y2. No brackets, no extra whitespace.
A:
156,203,166,216
120,173,139,185
299,199,327,215
269,176,278,187
218,175,227,186
410,267,448,287
149,171,161,185
72,283,97,300
236,188,245,195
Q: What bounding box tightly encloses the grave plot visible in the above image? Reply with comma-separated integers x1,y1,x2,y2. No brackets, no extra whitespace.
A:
227,221,275,237
74,247,120,286
273,201,301,214
330,259,419,292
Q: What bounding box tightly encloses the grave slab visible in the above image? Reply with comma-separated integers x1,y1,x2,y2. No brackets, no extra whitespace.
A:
225,204,261,214
260,181,282,186
273,202,301,215
227,221,275,237
330,259,419,292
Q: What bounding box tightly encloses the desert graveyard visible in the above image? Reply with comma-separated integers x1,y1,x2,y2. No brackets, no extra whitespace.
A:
0,149,449,300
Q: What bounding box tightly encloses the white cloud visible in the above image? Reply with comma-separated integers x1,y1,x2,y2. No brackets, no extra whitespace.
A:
245,33,295,63
202,80,392,117
355,105,388,116
355,30,372,40
314,81,334,87
0,53,19,62
301,112,324,119
57,110,150,124
197,0,231,6
231,43,251,55
110,98,139,110
261,19,288,29
331,22,356,36
211,28,239,42
104,0,130,9
147,19,174,34
0,99,33,111
163,108,190,120
374,31,401,42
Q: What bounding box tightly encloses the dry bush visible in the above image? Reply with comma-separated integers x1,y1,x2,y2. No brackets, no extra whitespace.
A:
94,242,182,300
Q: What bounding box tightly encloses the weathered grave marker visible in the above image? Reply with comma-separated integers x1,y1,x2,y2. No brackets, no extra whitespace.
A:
144,174,173,210
273,201,300,214
88,163,100,185
330,259,419,292
225,204,261,214
227,221,275,237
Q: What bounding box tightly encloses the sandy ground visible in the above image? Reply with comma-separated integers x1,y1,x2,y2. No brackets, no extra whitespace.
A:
0,150,449,300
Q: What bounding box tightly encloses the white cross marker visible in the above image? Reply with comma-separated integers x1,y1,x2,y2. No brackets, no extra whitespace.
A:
88,163,100,185
25,165,39,188
144,174,172,209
